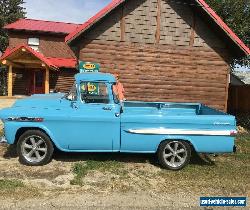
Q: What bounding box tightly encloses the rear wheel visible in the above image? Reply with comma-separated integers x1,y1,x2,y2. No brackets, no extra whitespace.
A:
157,140,191,170
17,130,54,166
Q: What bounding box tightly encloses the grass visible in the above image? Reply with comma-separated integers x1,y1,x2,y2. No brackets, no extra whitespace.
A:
70,133,250,195
70,160,124,186
0,179,24,190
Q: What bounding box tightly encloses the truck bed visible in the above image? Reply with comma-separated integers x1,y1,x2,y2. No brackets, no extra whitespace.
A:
124,101,227,116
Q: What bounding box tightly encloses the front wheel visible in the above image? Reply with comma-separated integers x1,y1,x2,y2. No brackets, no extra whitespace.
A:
157,140,191,170
17,130,54,166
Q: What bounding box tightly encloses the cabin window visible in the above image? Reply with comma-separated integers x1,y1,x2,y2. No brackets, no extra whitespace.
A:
28,38,40,51
80,82,109,104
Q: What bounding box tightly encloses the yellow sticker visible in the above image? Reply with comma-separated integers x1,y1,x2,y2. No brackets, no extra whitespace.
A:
83,63,96,70
88,84,97,92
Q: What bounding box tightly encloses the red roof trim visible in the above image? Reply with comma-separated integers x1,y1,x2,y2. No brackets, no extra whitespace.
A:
0,45,57,69
46,57,77,68
65,0,125,42
0,45,77,69
66,0,249,56
196,0,250,55
4,19,81,35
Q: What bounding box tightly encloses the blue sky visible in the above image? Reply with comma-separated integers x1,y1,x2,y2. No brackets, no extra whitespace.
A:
24,0,112,23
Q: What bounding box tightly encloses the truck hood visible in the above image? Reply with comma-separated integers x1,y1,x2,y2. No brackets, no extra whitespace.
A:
13,93,67,108
0,93,71,121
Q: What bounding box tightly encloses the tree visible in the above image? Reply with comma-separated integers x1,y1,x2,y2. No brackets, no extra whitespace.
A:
0,0,26,53
206,0,250,67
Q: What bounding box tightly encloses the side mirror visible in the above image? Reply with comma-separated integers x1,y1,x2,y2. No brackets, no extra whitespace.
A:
120,101,124,114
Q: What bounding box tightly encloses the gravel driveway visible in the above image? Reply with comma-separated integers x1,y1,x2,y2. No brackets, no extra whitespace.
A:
0,99,16,129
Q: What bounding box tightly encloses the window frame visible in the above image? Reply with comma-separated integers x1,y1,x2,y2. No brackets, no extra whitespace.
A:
79,81,110,104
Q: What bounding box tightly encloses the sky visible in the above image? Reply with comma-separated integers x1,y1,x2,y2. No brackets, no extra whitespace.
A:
23,0,112,23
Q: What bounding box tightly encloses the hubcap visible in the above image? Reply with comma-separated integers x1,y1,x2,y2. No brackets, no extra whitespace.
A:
21,135,47,163
163,141,187,168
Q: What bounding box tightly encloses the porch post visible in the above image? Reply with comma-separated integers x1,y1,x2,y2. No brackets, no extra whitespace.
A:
8,64,13,97
45,66,50,94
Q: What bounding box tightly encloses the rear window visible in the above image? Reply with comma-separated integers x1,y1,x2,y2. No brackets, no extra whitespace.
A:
80,82,109,104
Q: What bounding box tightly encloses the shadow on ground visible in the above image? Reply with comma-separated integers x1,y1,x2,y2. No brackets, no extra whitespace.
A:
1,144,215,167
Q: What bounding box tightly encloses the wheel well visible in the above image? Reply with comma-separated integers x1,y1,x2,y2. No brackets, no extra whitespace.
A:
158,139,196,153
14,127,51,145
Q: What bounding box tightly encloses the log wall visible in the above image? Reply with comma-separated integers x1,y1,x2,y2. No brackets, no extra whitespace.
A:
75,0,232,111
50,69,77,92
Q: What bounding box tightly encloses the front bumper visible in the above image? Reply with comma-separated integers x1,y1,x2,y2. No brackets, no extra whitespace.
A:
0,135,7,144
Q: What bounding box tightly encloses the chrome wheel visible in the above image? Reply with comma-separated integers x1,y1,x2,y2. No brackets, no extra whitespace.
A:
21,135,48,163
163,141,188,168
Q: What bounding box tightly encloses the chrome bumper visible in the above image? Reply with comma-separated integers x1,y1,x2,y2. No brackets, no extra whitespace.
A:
0,135,7,144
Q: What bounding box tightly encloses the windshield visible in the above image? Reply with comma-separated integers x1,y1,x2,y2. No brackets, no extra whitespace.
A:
64,83,77,101
80,82,109,104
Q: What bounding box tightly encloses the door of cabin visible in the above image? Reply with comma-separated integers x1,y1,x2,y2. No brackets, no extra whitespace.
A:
29,70,45,95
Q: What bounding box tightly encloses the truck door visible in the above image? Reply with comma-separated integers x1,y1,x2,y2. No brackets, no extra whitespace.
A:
67,82,121,151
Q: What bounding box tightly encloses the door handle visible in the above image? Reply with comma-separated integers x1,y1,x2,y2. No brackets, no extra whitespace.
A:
102,107,112,111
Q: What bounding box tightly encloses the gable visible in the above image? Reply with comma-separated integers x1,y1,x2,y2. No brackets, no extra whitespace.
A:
67,0,249,56
77,0,227,51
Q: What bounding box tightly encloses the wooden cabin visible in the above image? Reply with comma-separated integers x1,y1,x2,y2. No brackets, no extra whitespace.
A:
1,19,79,96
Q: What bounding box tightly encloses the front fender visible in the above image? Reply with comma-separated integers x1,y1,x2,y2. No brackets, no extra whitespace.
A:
4,121,62,150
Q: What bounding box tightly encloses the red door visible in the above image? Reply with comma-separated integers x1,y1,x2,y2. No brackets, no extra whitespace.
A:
29,71,45,95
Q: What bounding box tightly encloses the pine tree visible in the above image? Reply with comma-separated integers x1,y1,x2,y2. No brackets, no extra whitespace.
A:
0,0,26,53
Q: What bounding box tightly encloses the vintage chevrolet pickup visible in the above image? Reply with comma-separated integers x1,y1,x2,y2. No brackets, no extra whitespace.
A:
0,73,237,170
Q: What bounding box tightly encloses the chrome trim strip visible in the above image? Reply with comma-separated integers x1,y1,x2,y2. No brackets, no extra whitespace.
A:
126,128,236,136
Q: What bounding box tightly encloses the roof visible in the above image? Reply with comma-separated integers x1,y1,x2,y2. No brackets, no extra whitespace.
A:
66,0,250,56
0,45,76,69
230,74,245,86
4,19,81,35
233,71,250,85
46,57,76,68
75,73,116,83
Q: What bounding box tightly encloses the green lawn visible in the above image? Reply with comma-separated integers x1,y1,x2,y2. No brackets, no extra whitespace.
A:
71,133,250,195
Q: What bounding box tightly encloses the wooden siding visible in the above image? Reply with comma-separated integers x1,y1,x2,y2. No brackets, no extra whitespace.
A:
50,69,77,92
228,85,250,114
12,68,30,95
79,40,229,110
77,0,232,111
8,32,75,59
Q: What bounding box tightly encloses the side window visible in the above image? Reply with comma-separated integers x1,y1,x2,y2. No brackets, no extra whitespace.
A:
28,38,40,51
80,82,109,104
112,84,119,104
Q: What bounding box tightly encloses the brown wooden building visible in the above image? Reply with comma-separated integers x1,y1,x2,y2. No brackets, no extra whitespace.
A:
0,19,80,96
1,0,250,111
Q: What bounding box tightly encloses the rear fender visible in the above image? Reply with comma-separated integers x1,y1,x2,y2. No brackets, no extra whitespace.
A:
158,135,197,151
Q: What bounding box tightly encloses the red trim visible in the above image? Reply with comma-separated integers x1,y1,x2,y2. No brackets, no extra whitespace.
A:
196,0,250,55
4,19,81,35
66,0,249,56
46,57,76,68
0,45,77,69
65,0,125,42
0,44,57,69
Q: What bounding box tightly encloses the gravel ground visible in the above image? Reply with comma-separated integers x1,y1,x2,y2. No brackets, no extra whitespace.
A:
0,99,16,129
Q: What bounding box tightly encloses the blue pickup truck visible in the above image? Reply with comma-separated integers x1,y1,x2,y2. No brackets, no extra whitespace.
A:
0,73,237,170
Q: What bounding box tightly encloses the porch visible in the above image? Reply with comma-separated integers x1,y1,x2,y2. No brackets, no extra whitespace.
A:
0,45,56,97
0,45,77,97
